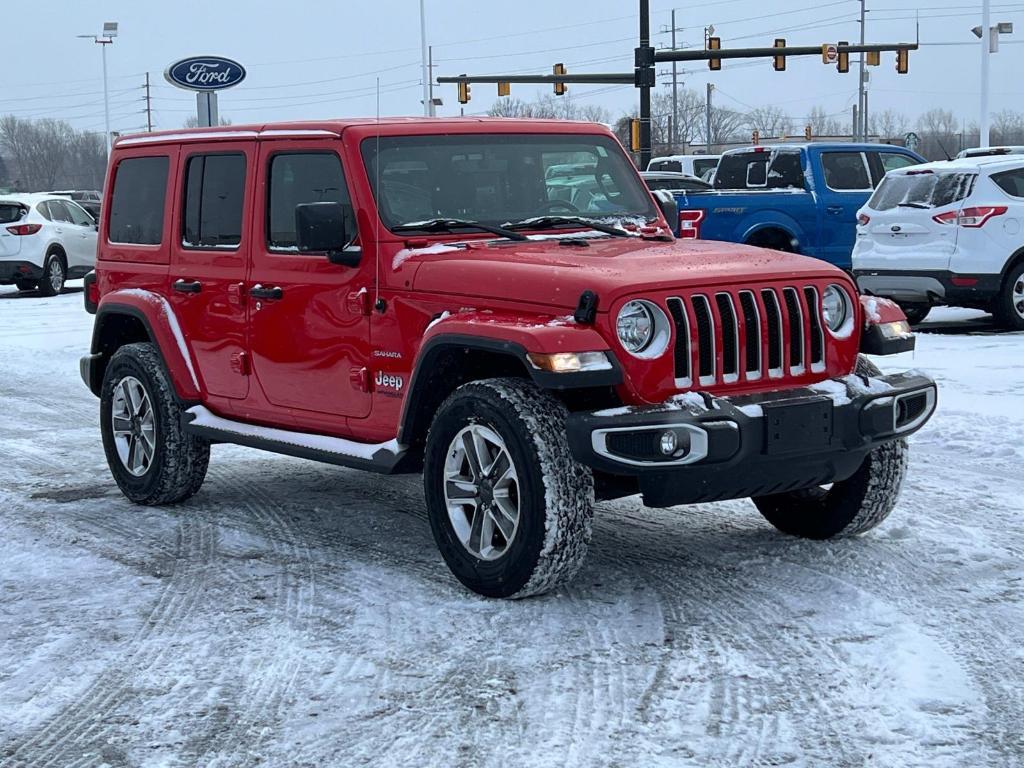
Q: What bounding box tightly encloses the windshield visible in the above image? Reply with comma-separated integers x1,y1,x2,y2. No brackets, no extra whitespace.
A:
361,133,658,232
867,172,976,211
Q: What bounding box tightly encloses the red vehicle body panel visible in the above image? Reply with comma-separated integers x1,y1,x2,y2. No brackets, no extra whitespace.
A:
92,118,865,443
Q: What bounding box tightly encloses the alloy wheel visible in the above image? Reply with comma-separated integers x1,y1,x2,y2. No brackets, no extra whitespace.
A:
47,259,64,294
443,424,521,561
1013,276,1024,319
111,376,156,477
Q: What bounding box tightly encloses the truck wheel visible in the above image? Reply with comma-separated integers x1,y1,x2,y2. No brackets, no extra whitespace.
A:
423,378,594,598
100,342,210,505
993,261,1024,331
897,301,930,325
752,356,908,539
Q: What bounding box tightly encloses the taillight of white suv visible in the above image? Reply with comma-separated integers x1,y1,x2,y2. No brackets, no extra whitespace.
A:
932,205,1007,227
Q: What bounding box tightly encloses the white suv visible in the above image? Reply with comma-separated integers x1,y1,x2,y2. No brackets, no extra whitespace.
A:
852,157,1024,329
0,194,98,296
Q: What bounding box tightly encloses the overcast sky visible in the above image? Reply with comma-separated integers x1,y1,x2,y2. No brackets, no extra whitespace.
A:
5,1,1022,137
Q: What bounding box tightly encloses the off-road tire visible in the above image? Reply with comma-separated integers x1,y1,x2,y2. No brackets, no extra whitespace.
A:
752,356,910,539
993,261,1024,331
423,377,594,598
36,253,65,297
897,301,931,325
14,279,37,292
100,342,210,505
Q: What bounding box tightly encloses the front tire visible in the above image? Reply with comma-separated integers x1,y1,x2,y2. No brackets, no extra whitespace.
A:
36,253,65,297
752,356,909,540
423,378,594,598
993,261,1024,331
100,342,210,505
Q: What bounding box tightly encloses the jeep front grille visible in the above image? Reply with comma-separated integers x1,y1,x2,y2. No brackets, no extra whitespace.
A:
666,286,826,389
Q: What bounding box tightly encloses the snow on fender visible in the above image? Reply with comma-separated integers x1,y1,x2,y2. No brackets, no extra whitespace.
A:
859,295,916,356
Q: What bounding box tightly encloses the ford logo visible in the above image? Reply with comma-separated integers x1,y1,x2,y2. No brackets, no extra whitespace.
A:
164,56,246,92
891,225,902,232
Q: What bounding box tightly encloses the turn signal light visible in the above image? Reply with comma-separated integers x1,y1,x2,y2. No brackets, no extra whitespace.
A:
933,206,1007,227
5,223,42,235
678,209,706,239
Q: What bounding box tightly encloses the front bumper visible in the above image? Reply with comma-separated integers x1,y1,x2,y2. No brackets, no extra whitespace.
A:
854,269,1001,307
567,370,937,508
0,260,43,284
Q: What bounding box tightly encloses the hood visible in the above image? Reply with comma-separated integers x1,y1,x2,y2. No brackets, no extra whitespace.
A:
403,236,847,309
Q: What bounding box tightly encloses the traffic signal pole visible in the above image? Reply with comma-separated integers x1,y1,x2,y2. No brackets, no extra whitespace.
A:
638,0,652,169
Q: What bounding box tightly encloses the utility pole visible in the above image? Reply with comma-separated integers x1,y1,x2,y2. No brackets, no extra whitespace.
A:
706,82,713,153
419,0,431,117
428,45,436,117
670,9,679,149
638,0,653,169
144,72,153,132
980,0,991,147
858,0,866,141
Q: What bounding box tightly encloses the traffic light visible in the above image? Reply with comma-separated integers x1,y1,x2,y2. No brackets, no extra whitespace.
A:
553,63,567,95
498,81,510,97
751,129,760,145
457,77,471,104
708,36,721,71
773,38,786,71
896,48,909,74
804,125,812,140
867,51,880,66
837,41,849,73
629,118,641,152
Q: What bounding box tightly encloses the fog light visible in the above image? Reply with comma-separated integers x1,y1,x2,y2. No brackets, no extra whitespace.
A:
659,430,678,455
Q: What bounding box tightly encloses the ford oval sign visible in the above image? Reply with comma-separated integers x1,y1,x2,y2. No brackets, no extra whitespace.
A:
164,56,246,92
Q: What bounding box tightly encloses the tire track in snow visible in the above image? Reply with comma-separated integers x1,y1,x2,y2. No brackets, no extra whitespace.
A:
6,512,216,768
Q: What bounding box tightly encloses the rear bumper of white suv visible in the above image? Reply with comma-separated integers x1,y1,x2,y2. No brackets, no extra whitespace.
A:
854,268,1002,308
0,260,45,285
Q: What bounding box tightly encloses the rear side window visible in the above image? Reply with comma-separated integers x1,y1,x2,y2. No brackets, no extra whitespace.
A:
714,151,801,190
46,200,74,223
880,152,918,173
109,156,169,245
766,151,804,189
267,153,351,250
991,168,1024,197
648,160,682,173
183,153,246,248
867,172,976,211
821,152,871,191
0,203,24,223
692,158,718,177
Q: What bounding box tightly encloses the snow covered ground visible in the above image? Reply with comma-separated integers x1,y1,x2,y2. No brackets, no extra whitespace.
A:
1,285,1022,768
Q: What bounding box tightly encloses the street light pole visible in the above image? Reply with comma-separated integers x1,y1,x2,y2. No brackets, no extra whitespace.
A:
420,0,431,117
858,0,867,141
980,0,991,147
78,22,117,155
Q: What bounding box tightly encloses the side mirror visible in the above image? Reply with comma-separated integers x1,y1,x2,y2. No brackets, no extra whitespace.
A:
295,202,360,267
652,189,678,230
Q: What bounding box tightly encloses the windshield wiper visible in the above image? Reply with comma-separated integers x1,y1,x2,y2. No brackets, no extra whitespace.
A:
896,202,931,209
392,217,528,241
504,215,632,238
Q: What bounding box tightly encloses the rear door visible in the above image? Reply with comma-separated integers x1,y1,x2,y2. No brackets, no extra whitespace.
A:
60,199,99,272
169,144,253,400
247,140,372,421
816,151,874,266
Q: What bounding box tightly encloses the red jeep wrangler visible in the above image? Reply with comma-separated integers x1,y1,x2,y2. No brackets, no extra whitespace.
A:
80,119,936,598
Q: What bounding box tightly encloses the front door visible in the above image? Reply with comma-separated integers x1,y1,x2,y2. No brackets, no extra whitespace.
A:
247,142,372,420
169,145,252,400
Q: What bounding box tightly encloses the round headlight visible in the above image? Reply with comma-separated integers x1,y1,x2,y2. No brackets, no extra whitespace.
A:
616,300,656,353
821,285,849,333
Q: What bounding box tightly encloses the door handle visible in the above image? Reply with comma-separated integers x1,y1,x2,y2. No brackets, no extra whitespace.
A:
173,278,202,294
249,284,283,300
827,206,843,215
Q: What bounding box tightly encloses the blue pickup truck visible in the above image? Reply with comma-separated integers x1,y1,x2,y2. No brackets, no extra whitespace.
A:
671,143,925,269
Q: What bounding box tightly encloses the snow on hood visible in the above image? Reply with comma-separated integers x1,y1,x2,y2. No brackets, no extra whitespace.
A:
408,237,846,310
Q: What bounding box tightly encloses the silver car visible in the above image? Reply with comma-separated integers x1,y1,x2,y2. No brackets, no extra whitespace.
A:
0,194,98,296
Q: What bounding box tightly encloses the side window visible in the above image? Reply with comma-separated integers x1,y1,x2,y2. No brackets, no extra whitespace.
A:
183,153,246,248
267,153,351,250
47,200,74,223
37,202,54,221
767,151,805,189
64,200,95,227
880,152,918,173
821,152,871,191
109,156,170,245
991,169,1024,197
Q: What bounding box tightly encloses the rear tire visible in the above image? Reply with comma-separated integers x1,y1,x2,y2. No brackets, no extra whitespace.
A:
993,261,1024,331
752,356,909,539
423,377,594,598
36,253,65,297
897,301,931,325
14,280,37,292
100,342,210,505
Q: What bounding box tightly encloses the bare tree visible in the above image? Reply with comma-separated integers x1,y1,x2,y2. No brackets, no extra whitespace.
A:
745,106,792,139
699,107,745,146
991,109,1024,145
487,94,609,124
806,105,843,137
871,109,909,140
916,108,960,160
651,89,705,153
183,115,233,128
0,116,76,191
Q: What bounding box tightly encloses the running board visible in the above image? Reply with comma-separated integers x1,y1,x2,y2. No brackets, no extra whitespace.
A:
182,405,406,474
